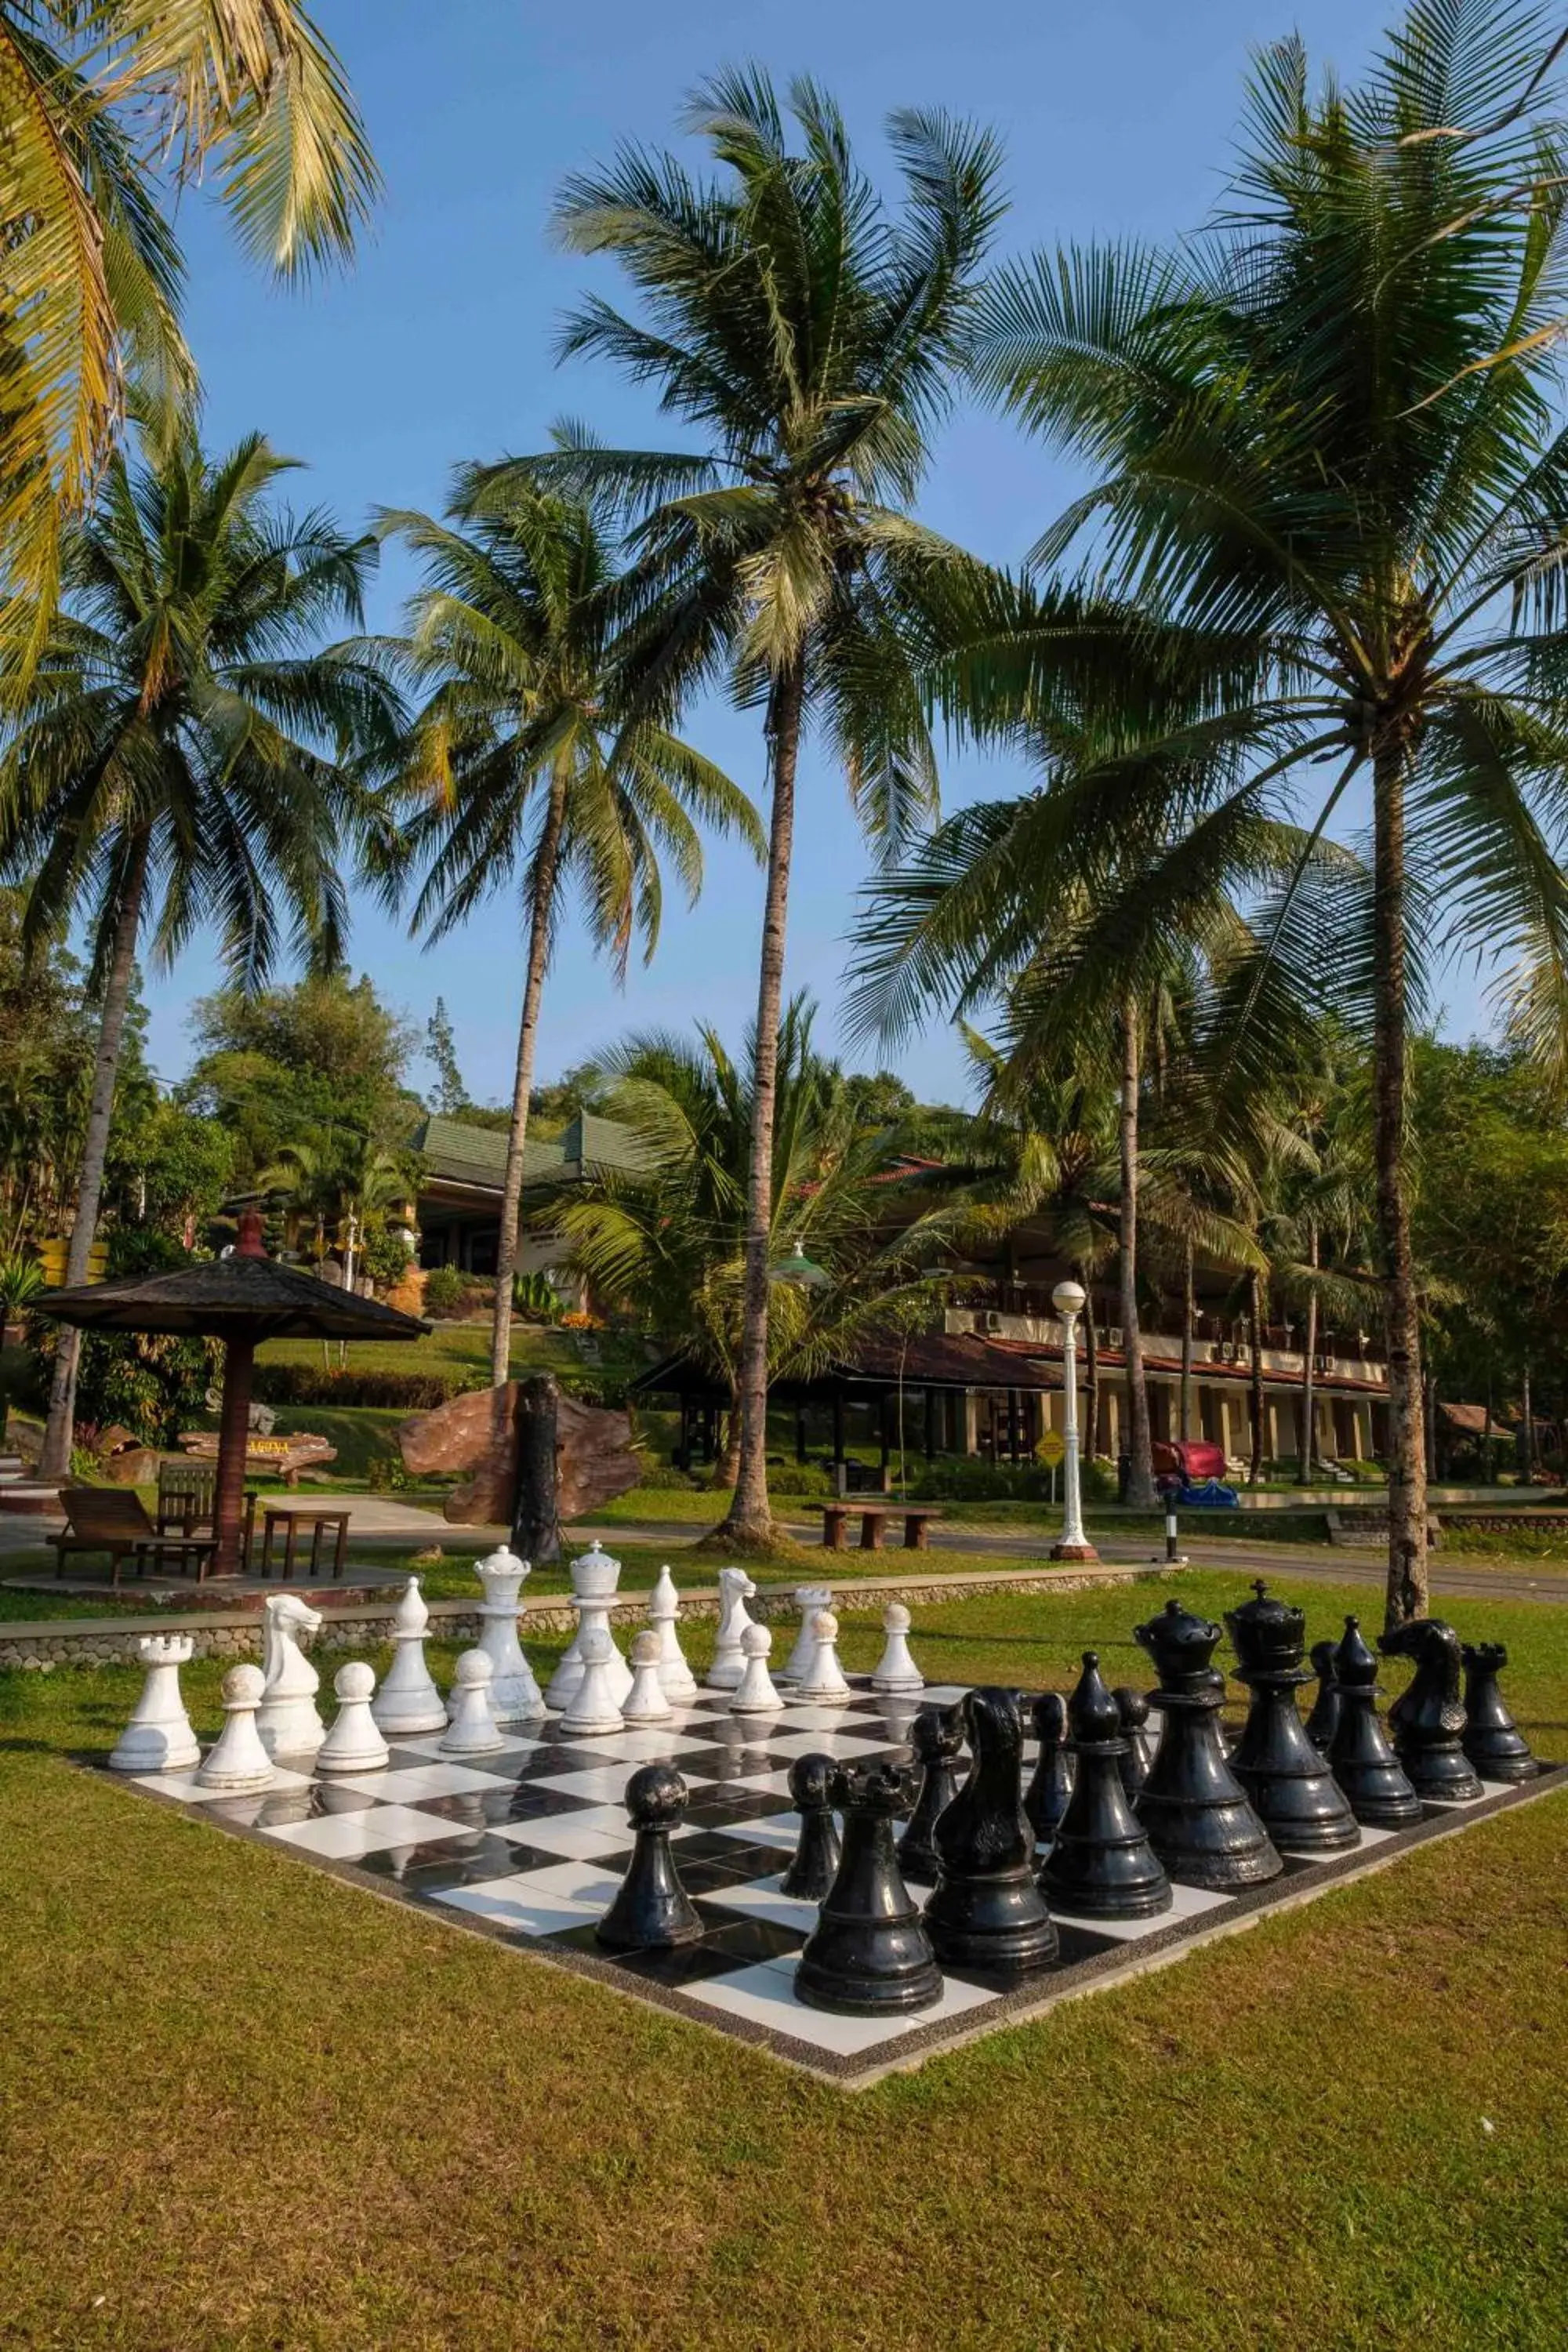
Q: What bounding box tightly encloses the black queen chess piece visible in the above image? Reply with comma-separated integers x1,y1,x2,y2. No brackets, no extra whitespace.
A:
1305,1639,1341,1752
923,1688,1060,1975
1379,1619,1485,1802
1460,1642,1538,1784
780,1751,843,1900
795,1759,945,2017
1324,1617,1421,1827
597,1764,704,1951
1039,1654,1171,1919
1224,1582,1359,1855
898,1702,965,1884
1132,1599,1283,1889
1023,1691,1074,1846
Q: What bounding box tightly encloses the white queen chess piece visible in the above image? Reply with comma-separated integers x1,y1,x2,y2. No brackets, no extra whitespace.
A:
256,1595,325,1759
706,1566,758,1691
371,1576,447,1737
439,1650,505,1755
782,1584,833,1682
621,1629,674,1725
797,1608,853,1705
318,1661,392,1774
872,1602,924,1696
474,1546,544,1724
110,1634,200,1773
731,1621,785,1715
194,1664,274,1792
545,1541,632,1711
648,1564,698,1704
561,1626,626,1737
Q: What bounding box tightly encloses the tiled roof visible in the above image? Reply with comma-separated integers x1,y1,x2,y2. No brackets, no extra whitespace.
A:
413,1110,648,1195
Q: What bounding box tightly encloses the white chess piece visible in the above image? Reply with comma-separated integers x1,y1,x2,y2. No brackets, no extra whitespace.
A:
621,1629,674,1725
561,1626,625,1737
545,1541,631,1710
440,1650,505,1755
110,1634,200,1773
256,1595,325,1759
194,1664,274,1791
871,1602,924,1696
731,1621,784,1715
371,1576,447,1736
782,1584,833,1682
318,1661,392,1774
706,1566,758,1690
474,1546,545,1723
648,1564,698,1703
796,1608,852,1705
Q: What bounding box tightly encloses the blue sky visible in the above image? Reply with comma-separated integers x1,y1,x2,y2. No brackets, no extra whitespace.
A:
147,0,1477,1108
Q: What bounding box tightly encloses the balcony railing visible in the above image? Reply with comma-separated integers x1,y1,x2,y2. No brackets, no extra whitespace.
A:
946,1301,1388,1387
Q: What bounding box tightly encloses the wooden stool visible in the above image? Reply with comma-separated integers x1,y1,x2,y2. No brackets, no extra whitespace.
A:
260,1505,350,1582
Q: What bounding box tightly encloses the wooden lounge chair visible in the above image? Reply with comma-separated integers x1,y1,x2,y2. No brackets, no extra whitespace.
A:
50,1486,218,1592
156,1460,256,1570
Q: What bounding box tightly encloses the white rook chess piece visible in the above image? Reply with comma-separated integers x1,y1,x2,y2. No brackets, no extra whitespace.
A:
622,1629,674,1725
546,1541,631,1711
797,1609,853,1705
371,1576,447,1737
194,1664,274,1792
782,1584,833,1682
648,1565,698,1704
318,1661,391,1774
872,1602,924,1696
561,1626,625,1737
110,1634,200,1773
731,1621,785,1715
256,1595,325,1759
706,1566,757,1691
474,1546,545,1724
440,1650,505,1755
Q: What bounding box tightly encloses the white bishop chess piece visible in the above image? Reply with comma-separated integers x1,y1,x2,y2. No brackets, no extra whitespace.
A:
110,1635,201,1773
797,1608,853,1705
440,1650,505,1755
474,1546,545,1724
782,1584,833,1682
561,1626,625,1737
371,1576,448,1737
648,1565,698,1703
731,1621,785,1715
872,1602,924,1696
318,1661,392,1774
194,1664,274,1792
621,1629,674,1725
256,1595,325,1759
706,1566,758,1691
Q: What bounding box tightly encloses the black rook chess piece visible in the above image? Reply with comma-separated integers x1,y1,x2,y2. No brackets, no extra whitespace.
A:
1224,1583,1359,1854
1132,1599,1283,1889
1039,1653,1171,1920
898,1702,965,1885
780,1752,844,1900
1379,1619,1485,1802
597,1763,704,1951
1324,1617,1421,1828
923,1688,1059,1975
1023,1691,1074,1845
1460,1642,1537,1783
1112,1686,1153,1805
795,1759,945,2016
1305,1639,1341,1752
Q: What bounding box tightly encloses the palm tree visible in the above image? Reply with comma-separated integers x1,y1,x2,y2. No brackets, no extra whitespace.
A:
0,425,397,1475
375,473,761,1385
478,71,1004,1543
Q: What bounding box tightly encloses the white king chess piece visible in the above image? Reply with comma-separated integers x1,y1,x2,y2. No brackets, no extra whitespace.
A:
110,1634,201,1773
871,1602,924,1696
194,1664,274,1793
797,1609,853,1706
561,1625,626,1737
318,1661,392,1775
440,1650,505,1755
256,1595,325,1759
782,1584,833,1682
706,1566,758,1691
731,1621,785,1715
648,1564,698,1704
371,1575,448,1737
545,1540,631,1711
474,1546,544,1724
621,1629,674,1725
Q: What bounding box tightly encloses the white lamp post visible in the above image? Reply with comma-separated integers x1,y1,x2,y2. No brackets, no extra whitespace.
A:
1051,1277,1099,1562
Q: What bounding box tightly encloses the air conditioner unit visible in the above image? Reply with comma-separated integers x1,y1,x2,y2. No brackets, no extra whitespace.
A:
982,1310,1004,1334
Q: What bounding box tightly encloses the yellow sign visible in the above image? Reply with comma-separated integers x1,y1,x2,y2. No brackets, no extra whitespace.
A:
36,1238,108,1286
1036,1428,1066,1468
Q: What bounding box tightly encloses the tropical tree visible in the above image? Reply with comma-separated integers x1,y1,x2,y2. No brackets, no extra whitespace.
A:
375,471,762,1385
0,425,397,1475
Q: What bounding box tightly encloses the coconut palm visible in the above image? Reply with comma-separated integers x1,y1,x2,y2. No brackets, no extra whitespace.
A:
0,425,397,1475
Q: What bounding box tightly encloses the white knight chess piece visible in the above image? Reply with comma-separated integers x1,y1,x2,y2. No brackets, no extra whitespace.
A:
256,1595,325,1759
110,1635,201,1773
706,1566,758,1691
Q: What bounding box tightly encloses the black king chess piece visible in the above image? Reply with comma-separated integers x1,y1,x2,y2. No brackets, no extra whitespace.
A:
1112,1686,1153,1804
1224,1582,1359,1854
1039,1653,1171,1919
780,1752,844,1900
1461,1642,1538,1783
1024,1691,1075,1845
1305,1639,1341,1752
899,1702,964,1884
1132,1599,1283,1889
1324,1617,1421,1827
597,1763,704,1951
795,1758,945,2016
923,1688,1059,1974
1379,1619,1485,1801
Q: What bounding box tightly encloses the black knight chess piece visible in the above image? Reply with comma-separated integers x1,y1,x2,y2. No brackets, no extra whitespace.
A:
1039,1653,1171,1919
898,1702,964,1885
1325,1617,1421,1828
1379,1619,1485,1801
923,1687,1060,1975
1305,1639,1341,1752
1224,1583,1359,1854
780,1751,844,1900
1461,1642,1538,1784
795,1759,945,2017
597,1763,703,1951
1112,1686,1153,1804
1132,1599,1283,1889
1024,1691,1074,1845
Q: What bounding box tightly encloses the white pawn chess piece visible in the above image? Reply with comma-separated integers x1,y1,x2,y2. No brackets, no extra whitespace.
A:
648,1564,698,1704
256,1594,325,1759
439,1650,505,1755
561,1626,625,1737
371,1575,447,1736
474,1546,545,1724
194,1664,274,1792
782,1584,833,1682
318,1661,392,1774
797,1608,852,1705
706,1566,758,1690
621,1629,674,1725
731,1621,785,1715
110,1634,201,1773
871,1602,924,1696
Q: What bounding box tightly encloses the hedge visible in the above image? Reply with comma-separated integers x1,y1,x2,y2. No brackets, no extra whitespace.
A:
251,1365,468,1411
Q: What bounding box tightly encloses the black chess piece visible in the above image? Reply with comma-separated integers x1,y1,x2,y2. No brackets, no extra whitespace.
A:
898,1702,964,1885
1379,1619,1485,1801
923,1687,1059,1974
1112,1686,1153,1805
1132,1599,1283,1889
1024,1691,1074,1844
1305,1639,1341,1752
780,1751,843,1899
1325,1616,1421,1827
1224,1582,1359,1854
596,1763,703,1950
1461,1642,1537,1783
795,1759,945,2016
1039,1653,1171,1919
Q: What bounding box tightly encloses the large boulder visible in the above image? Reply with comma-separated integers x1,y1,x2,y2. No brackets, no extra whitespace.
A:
397,1379,641,1526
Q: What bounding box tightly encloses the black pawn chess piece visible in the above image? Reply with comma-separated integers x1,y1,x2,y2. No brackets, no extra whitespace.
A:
1305,1639,1341,1752
1024,1691,1074,1845
1112,1687,1152,1805
1325,1617,1421,1828
1224,1581,1359,1854
597,1763,703,1951
1461,1642,1537,1784
1040,1653,1171,1919
780,1751,843,1900
795,1759,944,2017
923,1687,1059,1975
899,1701,964,1885
1132,1599,1283,1889
1379,1619,1485,1802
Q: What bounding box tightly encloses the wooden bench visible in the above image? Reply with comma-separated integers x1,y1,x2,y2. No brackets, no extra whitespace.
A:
821,1503,942,1552
49,1486,218,1592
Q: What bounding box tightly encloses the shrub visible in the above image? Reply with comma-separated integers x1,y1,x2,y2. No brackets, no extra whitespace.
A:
633,1459,705,1491
768,1461,834,1497
251,1364,466,1410
422,1265,466,1316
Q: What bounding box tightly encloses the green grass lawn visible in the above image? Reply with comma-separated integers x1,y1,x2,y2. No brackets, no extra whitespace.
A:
2,1570,1566,2349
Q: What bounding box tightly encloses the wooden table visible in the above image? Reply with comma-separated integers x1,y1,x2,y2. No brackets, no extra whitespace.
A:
821,1504,942,1552
259,1504,351,1582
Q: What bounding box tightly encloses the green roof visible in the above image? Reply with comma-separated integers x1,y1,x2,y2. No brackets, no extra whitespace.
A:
413,1110,648,1196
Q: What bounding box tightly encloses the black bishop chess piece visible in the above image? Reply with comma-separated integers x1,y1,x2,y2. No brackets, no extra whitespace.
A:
1379,1619,1485,1802
923,1688,1059,1975
1224,1582,1359,1854
1039,1653,1171,1919
780,1751,843,1900
1112,1687,1153,1805
795,1759,945,2017
1132,1599,1283,1889
596,1763,703,1951
1461,1642,1538,1784
1324,1617,1421,1827
1305,1639,1341,1752
898,1701,964,1885
1024,1691,1074,1845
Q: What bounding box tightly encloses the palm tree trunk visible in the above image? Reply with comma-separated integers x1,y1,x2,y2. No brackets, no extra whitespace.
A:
1298,1221,1319,1486
723,655,804,1542
39,829,151,1479
1180,1236,1195,1444
1079,1261,1100,1465
1119,992,1156,1508
488,768,569,1388
1372,742,1428,1623
1248,1268,1265,1485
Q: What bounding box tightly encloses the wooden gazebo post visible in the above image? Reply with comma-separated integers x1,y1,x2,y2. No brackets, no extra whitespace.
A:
212,1210,267,1574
